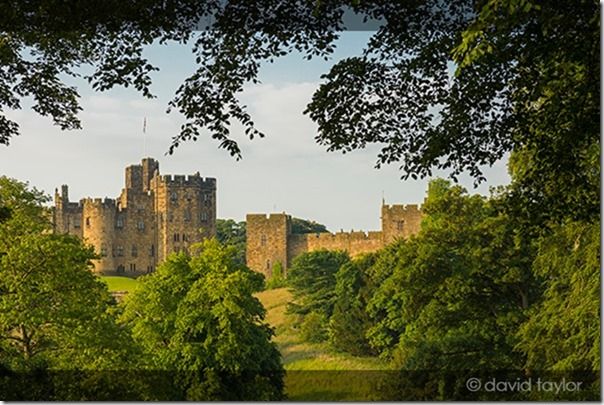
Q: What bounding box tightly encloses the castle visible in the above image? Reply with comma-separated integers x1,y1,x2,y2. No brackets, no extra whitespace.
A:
53,158,216,276
52,157,421,279
246,203,422,277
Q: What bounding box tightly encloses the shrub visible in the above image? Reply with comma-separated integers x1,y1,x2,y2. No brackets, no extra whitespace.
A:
265,261,287,290
300,312,328,343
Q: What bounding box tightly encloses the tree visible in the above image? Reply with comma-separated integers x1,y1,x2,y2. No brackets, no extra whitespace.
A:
516,221,599,372
306,0,599,223
364,239,417,358
4,2,597,222
265,261,286,290
366,179,536,398
456,0,599,224
215,219,246,266
0,177,139,400
286,250,350,320
119,239,284,400
0,1,338,157
299,311,328,343
328,253,377,356
290,217,328,234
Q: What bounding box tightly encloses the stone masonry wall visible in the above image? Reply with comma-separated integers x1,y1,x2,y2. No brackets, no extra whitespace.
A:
287,231,384,268
246,213,289,278
82,198,117,273
53,158,216,277
247,204,423,277
381,204,423,244
151,174,216,263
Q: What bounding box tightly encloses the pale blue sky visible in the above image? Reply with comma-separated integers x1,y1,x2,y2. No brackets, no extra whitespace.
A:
0,32,510,231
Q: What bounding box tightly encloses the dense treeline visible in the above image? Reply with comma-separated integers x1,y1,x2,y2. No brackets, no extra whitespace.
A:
0,177,284,400
286,178,599,400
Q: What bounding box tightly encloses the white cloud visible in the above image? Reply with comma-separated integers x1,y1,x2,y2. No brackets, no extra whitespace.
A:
0,75,510,232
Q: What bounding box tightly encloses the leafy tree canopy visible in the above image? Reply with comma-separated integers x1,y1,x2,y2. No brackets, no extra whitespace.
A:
290,217,328,234
329,253,378,356
3,2,597,224
215,218,246,265
0,177,139,399
265,261,287,290
516,221,600,372
119,239,284,400
287,249,350,319
368,179,535,372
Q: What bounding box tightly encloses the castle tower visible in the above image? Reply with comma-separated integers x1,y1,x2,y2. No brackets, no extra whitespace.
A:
246,213,291,277
125,164,144,191
142,157,159,192
53,185,69,233
151,173,216,262
82,198,117,273
381,203,423,244
53,185,83,238
52,158,216,277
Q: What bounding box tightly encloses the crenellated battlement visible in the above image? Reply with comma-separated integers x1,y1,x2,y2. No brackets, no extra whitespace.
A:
80,197,117,209
247,213,289,221
307,230,383,242
382,203,422,213
64,202,81,210
53,157,217,277
247,202,424,276
156,174,217,188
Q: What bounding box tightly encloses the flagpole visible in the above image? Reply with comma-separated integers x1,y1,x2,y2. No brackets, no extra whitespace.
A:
143,117,147,157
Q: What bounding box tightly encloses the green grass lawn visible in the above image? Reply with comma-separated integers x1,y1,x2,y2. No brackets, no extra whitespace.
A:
100,276,139,292
256,288,390,400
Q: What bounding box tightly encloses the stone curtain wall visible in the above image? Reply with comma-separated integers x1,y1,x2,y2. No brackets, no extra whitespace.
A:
246,204,423,277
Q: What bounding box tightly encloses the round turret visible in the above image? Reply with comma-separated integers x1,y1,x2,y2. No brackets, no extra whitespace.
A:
82,198,117,273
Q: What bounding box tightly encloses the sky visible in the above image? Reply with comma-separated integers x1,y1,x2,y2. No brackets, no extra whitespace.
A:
0,32,510,232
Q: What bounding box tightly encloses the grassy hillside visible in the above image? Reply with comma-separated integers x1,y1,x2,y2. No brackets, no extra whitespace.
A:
100,276,139,292
256,288,390,400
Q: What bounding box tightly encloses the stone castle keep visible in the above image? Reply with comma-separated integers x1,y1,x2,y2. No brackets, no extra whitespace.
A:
53,158,216,276
246,203,422,277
